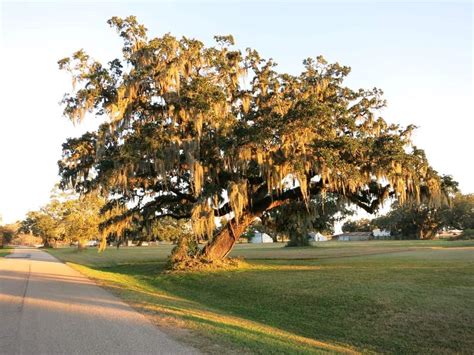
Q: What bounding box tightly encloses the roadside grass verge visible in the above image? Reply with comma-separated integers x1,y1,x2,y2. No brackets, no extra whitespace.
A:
0,247,12,257
48,241,474,354
47,245,174,267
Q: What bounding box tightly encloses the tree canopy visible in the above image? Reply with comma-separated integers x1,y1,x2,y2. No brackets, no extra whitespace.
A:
58,16,443,267
442,193,474,230
342,218,373,233
0,224,16,248
20,190,104,249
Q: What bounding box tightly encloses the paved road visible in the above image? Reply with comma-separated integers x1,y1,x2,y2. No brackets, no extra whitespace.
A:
0,248,199,355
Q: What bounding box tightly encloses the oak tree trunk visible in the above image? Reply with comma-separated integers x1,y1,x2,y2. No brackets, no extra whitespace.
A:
201,214,256,260
418,221,439,240
286,232,310,247
78,240,86,251
200,198,287,261
43,238,52,248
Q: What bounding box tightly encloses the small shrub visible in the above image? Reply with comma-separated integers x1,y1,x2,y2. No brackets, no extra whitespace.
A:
460,229,474,239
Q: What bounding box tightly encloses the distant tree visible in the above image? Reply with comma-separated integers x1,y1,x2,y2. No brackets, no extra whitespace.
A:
372,176,459,239
58,16,443,268
342,218,373,233
20,201,66,248
440,193,474,230
0,224,16,248
147,217,192,243
20,191,105,249
62,194,105,250
264,195,350,246
460,229,474,239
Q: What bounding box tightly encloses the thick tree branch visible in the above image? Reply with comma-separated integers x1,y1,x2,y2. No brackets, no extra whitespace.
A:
346,184,393,213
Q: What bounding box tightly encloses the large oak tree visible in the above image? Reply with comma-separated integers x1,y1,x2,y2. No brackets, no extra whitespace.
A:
58,16,442,267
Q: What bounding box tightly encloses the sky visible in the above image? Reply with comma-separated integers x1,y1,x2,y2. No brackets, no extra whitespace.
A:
0,1,472,224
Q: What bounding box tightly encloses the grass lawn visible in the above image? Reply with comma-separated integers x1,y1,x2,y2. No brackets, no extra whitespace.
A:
0,247,12,257
48,240,474,354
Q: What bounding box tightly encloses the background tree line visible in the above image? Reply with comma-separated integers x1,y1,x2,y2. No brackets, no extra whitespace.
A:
17,190,104,249
11,187,193,249
343,190,474,240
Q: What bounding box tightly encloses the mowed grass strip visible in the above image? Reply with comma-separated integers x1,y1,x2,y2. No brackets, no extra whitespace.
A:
0,247,12,257
46,239,473,267
48,241,474,354
47,245,174,267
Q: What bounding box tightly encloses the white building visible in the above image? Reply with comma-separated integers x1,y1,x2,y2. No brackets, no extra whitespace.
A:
250,232,274,243
372,229,391,239
334,232,371,241
308,232,328,242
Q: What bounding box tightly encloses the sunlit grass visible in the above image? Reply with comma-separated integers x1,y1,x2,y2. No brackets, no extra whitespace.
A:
48,245,174,267
68,261,359,354
48,240,474,354
47,239,474,267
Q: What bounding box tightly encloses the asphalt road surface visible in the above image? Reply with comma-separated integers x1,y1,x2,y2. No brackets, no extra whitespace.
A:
0,248,199,355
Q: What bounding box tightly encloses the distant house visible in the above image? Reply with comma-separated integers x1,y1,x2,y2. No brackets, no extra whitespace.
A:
372,229,391,239
333,232,371,241
308,232,328,242
250,232,274,243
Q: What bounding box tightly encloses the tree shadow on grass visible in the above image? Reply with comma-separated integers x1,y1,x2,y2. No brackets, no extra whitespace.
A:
71,252,474,355
75,261,360,354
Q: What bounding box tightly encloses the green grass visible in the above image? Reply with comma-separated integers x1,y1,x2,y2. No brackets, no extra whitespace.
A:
0,247,12,257
47,244,175,267
48,240,474,354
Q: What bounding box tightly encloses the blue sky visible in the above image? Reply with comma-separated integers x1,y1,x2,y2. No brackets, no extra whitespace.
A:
0,1,472,223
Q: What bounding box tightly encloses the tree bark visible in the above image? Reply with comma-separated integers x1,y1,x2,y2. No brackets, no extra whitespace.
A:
201,198,287,260
286,232,310,247
418,219,439,240
78,240,86,251
419,227,437,240
43,238,52,248
201,213,256,260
